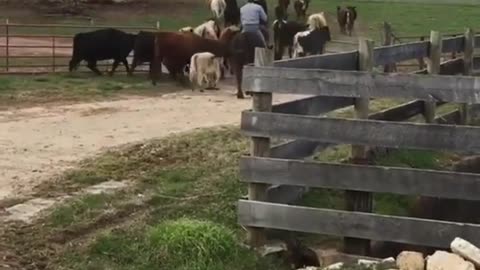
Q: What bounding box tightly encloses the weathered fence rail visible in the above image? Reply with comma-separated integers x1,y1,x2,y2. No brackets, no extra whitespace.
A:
239,27,480,256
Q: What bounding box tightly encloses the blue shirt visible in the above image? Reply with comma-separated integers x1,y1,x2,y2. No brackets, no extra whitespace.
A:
240,2,267,26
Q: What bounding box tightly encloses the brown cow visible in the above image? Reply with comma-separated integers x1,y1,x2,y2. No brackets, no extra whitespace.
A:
150,26,239,86
337,6,357,36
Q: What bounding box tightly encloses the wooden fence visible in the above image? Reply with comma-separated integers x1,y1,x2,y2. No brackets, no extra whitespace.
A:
0,20,158,74
238,27,480,255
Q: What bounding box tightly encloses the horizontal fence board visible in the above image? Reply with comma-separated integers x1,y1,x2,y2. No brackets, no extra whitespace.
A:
442,36,464,53
0,23,156,30
242,66,480,103
368,100,424,121
241,111,480,154
273,51,358,70
270,140,332,159
475,36,480,48
272,96,354,115
436,109,461,125
238,200,480,248
474,57,480,70
439,57,464,75
373,41,429,66
240,157,480,200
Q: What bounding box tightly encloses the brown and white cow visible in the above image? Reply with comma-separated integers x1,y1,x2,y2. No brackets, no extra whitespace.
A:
337,6,357,36
189,52,222,91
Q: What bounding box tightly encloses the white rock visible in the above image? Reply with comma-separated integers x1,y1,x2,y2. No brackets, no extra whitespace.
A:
382,257,396,263
396,251,424,270
323,262,344,270
451,237,480,267
427,250,474,270
358,259,379,267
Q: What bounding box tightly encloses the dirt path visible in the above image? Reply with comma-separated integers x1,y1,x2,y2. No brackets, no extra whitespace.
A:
0,85,301,200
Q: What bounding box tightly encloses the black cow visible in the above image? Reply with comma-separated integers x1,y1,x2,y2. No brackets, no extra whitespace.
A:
293,26,331,58
224,0,240,26
273,20,307,60
130,31,155,75
69,28,136,76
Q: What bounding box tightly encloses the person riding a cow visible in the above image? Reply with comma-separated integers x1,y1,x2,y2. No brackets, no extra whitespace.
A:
240,0,272,49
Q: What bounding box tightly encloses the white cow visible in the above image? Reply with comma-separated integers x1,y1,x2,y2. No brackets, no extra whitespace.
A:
179,20,220,40
179,26,194,33
189,52,222,91
194,20,220,40
209,0,226,20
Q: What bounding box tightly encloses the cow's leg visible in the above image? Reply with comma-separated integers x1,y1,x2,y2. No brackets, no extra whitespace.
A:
151,58,162,86
109,59,121,76
87,60,102,76
129,57,138,76
288,46,293,59
69,57,81,72
121,58,130,75
233,59,244,99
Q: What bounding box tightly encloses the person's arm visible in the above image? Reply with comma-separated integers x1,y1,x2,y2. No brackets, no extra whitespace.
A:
258,6,267,24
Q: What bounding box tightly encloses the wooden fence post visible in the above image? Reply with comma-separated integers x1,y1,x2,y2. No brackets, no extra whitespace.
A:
247,47,274,248
461,28,474,125
344,38,373,256
5,19,9,72
425,30,441,123
418,36,426,70
383,22,396,73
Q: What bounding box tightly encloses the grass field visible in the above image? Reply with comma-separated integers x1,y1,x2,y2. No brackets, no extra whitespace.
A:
1,125,462,269
1,0,479,38
0,73,177,108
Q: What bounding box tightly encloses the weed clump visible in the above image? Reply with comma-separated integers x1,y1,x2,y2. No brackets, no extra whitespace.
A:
148,218,240,269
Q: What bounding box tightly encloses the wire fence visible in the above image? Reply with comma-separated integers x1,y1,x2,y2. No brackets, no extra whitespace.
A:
0,20,159,74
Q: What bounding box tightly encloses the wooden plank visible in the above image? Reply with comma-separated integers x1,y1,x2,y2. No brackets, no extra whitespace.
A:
474,57,480,70
439,58,464,75
237,200,480,248
247,48,273,247
270,99,443,160
273,50,358,70
373,41,429,66
241,111,480,154
475,35,480,48
272,96,354,115
240,157,480,200
242,66,480,103
442,36,464,53
369,100,424,121
435,109,461,125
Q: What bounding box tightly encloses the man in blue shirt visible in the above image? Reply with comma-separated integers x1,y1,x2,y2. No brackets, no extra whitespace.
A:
240,0,271,49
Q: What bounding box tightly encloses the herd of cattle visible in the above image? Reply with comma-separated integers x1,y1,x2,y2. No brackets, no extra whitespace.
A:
68,0,358,98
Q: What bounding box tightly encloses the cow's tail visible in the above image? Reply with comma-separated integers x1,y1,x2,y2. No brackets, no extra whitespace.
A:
189,54,199,88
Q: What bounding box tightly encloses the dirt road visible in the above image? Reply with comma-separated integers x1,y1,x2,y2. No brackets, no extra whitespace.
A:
0,86,301,200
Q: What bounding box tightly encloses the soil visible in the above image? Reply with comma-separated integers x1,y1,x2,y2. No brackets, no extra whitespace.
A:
0,85,302,201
